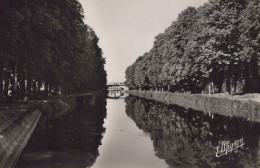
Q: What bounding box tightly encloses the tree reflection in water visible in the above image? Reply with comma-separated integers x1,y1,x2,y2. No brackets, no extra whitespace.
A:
125,96,260,168
16,96,107,168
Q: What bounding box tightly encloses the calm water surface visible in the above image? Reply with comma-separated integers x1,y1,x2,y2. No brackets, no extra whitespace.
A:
92,98,167,168
15,95,260,168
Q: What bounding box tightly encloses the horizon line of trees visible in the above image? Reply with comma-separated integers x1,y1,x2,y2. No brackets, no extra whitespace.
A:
125,0,259,94
0,0,107,102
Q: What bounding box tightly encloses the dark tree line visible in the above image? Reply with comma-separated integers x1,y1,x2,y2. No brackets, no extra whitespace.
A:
125,0,259,94
0,0,106,102
125,96,260,167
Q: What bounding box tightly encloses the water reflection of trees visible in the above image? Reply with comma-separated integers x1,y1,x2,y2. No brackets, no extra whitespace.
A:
16,96,107,168
125,96,260,168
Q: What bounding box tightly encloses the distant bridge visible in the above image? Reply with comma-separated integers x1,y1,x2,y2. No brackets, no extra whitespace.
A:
107,82,127,91
107,82,127,98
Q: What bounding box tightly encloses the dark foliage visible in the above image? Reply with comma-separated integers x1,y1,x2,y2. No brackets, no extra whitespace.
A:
0,0,107,102
125,0,259,94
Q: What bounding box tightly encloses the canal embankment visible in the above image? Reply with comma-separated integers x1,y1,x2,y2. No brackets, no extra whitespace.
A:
0,98,71,168
127,90,260,122
0,109,41,168
0,92,101,168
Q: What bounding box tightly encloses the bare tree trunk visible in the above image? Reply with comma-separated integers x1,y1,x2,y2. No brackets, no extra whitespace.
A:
234,82,237,95
217,81,222,93
37,81,42,92
45,83,49,96
212,82,215,94
27,77,32,98
11,64,16,92
208,83,211,95
32,80,37,98
0,67,3,101
4,70,10,98
226,76,231,95
20,78,26,100
55,85,59,95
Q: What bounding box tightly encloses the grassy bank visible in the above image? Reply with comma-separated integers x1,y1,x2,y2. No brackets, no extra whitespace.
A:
0,91,105,133
127,90,260,122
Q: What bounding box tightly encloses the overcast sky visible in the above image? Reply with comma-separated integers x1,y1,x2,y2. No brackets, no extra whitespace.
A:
78,0,208,83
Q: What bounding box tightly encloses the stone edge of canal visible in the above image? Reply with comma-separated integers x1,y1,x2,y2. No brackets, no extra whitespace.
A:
127,90,260,123
0,94,98,168
0,109,41,168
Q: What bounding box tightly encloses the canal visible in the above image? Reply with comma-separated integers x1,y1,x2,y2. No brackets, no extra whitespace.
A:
15,95,260,168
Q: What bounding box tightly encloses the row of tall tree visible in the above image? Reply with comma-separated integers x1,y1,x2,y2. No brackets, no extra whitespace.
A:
125,0,259,94
0,0,106,102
